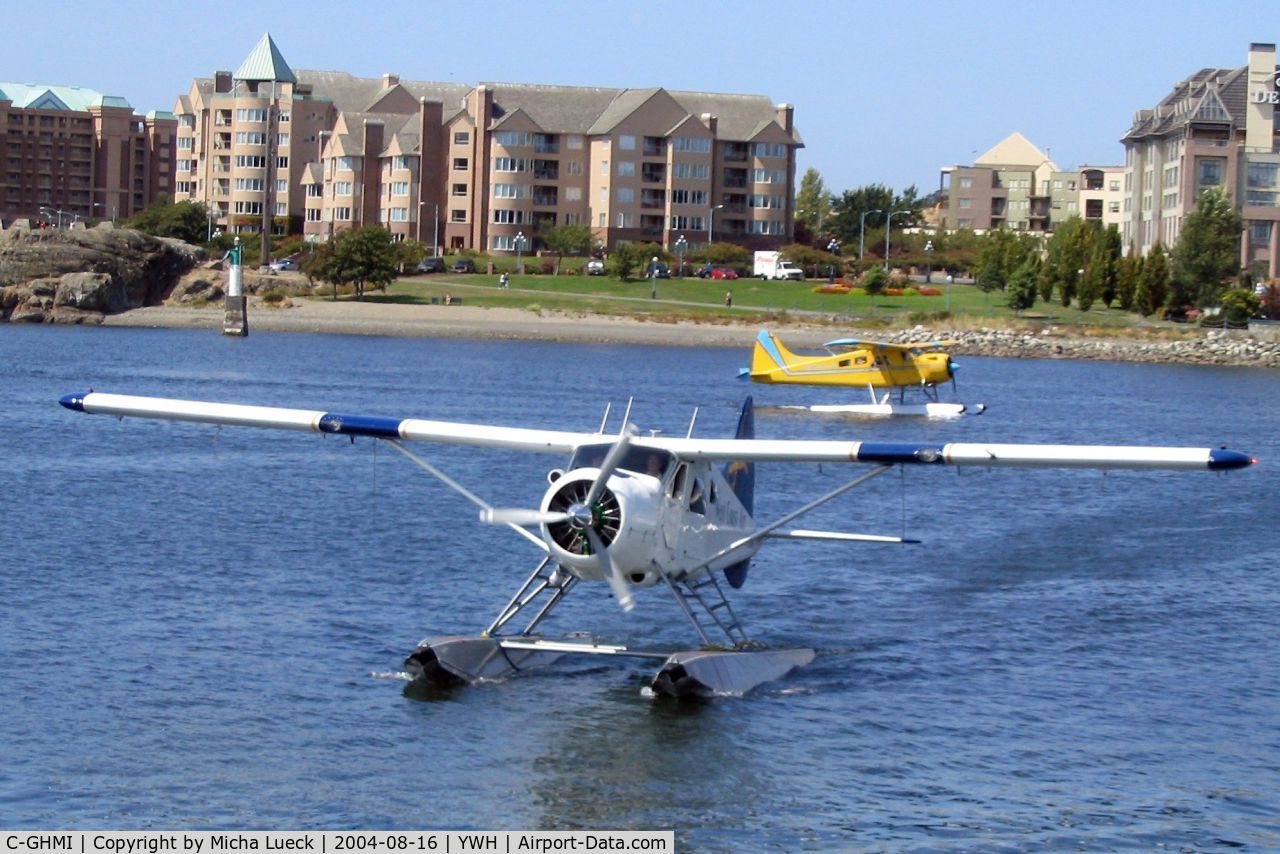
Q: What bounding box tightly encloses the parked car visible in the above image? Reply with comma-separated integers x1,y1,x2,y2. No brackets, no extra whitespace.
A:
451,258,476,274
416,257,446,274
710,266,739,280
268,257,298,273
586,259,606,275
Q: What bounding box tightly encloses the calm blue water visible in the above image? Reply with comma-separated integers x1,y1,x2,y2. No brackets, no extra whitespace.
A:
2,324,1278,849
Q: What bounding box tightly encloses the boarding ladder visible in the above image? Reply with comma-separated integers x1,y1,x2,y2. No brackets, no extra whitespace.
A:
662,570,750,648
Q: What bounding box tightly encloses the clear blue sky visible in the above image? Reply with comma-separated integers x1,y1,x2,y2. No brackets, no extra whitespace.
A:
7,1,1265,197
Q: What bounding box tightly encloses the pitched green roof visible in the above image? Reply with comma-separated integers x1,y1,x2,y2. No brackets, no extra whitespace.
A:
0,81,131,111
235,32,296,84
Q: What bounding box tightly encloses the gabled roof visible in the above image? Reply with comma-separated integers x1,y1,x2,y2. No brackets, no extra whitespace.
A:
587,87,665,134
235,33,296,84
294,70,469,115
974,132,1056,169
0,81,131,111
1123,65,1250,141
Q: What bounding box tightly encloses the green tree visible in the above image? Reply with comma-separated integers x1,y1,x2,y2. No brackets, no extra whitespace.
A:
1219,287,1261,324
1170,187,1243,307
794,168,831,244
1099,225,1122,307
609,242,643,281
860,266,889,295
1041,217,1093,307
127,199,211,245
305,226,399,300
1135,243,1169,316
826,184,920,257
1005,256,1041,311
541,224,595,272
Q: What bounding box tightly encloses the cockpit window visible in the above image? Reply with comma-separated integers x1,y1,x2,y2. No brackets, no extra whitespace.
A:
569,444,673,478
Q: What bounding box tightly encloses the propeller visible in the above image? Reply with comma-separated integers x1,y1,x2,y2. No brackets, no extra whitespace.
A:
480,508,571,526
480,426,637,612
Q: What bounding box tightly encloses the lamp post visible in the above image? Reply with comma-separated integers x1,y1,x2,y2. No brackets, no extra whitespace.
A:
649,256,659,299
419,201,439,256
708,203,724,245
884,209,910,272
675,235,687,278
924,240,934,284
827,238,840,283
859,208,882,264
515,231,526,275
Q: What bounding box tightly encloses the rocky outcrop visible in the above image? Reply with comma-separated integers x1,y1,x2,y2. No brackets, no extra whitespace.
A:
878,325,1280,368
0,224,202,323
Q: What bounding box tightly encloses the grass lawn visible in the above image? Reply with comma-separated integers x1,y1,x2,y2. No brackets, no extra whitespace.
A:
330,270,1165,331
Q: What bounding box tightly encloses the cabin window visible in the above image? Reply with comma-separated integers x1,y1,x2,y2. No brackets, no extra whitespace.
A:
855,356,868,365
838,359,851,367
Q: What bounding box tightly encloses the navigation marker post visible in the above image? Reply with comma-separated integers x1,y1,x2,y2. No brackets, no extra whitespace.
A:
223,236,248,337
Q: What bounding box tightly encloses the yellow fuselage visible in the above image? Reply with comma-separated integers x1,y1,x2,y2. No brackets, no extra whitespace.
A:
750,334,954,388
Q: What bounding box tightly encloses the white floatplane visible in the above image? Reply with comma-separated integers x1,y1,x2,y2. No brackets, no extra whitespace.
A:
60,391,1253,699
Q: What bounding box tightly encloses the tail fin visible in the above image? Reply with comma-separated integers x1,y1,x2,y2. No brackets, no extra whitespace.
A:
721,396,755,589
749,330,795,382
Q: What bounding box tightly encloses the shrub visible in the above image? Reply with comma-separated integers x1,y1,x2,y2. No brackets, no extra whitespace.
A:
260,289,288,305
885,287,904,296
916,287,942,296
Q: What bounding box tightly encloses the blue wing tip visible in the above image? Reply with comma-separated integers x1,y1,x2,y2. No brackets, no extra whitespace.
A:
1208,448,1255,470
737,367,750,379
59,392,88,412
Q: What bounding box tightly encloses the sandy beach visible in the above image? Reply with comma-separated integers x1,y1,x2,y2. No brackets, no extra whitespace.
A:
101,298,817,348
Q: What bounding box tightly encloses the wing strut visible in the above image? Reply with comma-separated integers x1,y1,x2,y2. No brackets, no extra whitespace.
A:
380,438,547,553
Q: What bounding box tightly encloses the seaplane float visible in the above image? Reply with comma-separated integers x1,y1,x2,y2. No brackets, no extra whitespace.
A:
742,329,984,417
60,390,1253,699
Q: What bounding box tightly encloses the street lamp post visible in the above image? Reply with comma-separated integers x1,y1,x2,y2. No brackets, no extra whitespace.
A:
708,203,724,245
884,210,910,272
515,231,526,274
924,240,934,284
859,208,882,265
827,238,840,283
675,235,687,278
649,256,659,299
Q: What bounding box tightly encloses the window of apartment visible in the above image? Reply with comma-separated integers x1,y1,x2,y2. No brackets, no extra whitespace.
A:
452,183,468,196
566,135,584,149
493,183,522,198
600,160,609,176
453,157,468,171
1108,201,1120,213
275,202,287,216
494,157,525,172
177,159,191,171
1250,220,1273,244
565,187,582,201
337,157,353,171
334,206,351,220
493,209,526,224
671,189,690,204
495,131,532,147
616,188,634,203
617,161,635,177
277,133,289,146
335,181,353,195
1248,162,1279,188
1052,179,1063,190
234,201,262,214
671,215,689,229
563,213,580,225
177,137,193,150
390,207,408,221
599,187,607,202
619,135,636,150
306,208,321,222
673,137,710,153
276,179,288,193
616,212,633,228
958,176,972,189
1110,179,1121,191
492,235,515,250
751,142,785,158
451,208,467,223
279,110,290,123
598,213,606,227
1067,200,1078,211
236,108,267,122
236,132,266,145
454,131,470,145
566,161,582,176
391,181,409,196
1198,158,1223,186
393,156,410,170
958,197,971,209
235,178,264,191
277,156,289,168
307,184,323,197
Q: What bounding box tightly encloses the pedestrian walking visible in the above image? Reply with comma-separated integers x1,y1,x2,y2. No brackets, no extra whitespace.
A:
724,290,733,307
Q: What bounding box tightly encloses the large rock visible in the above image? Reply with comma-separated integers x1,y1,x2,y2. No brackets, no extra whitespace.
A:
0,224,202,323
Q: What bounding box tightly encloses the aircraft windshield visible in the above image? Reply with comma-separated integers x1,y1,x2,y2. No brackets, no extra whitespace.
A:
570,444,673,478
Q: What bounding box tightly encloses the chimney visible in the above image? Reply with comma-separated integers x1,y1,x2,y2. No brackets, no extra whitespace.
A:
382,73,399,89
214,71,232,93
775,102,794,134
1247,42,1277,151
361,120,385,227
700,112,717,136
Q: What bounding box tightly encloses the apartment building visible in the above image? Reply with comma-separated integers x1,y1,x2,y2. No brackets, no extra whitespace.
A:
938,133,1122,234
0,81,175,226
175,34,802,254
1121,41,1280,279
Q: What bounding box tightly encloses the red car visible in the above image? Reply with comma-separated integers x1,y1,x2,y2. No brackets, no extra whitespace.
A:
710,266,739,280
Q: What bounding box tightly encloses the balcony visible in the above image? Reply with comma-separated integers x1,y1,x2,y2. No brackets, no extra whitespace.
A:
532,212,556,229
643,138,666,157
642,165,666,183
723,144,749,162
641,190,665,209
533,159,558,180
532,188,558,206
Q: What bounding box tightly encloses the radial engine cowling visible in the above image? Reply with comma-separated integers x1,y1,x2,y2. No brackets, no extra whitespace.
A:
540,469,663,586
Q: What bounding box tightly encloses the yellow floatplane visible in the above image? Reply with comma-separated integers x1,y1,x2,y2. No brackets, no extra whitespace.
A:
740,330,984,417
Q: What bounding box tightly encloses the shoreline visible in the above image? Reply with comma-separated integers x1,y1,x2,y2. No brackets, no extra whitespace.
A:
94,298,1280,367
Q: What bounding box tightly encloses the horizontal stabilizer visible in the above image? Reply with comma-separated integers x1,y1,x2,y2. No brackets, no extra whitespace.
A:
767,529,921,544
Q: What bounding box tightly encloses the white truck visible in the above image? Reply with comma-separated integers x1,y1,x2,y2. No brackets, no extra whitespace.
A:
753,250,805,281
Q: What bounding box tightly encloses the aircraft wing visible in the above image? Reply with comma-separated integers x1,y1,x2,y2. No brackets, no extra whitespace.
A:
60,391,1254,472
824,338,959,352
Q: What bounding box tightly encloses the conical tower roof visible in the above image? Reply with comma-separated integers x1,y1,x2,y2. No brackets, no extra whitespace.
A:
234,33,296,84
